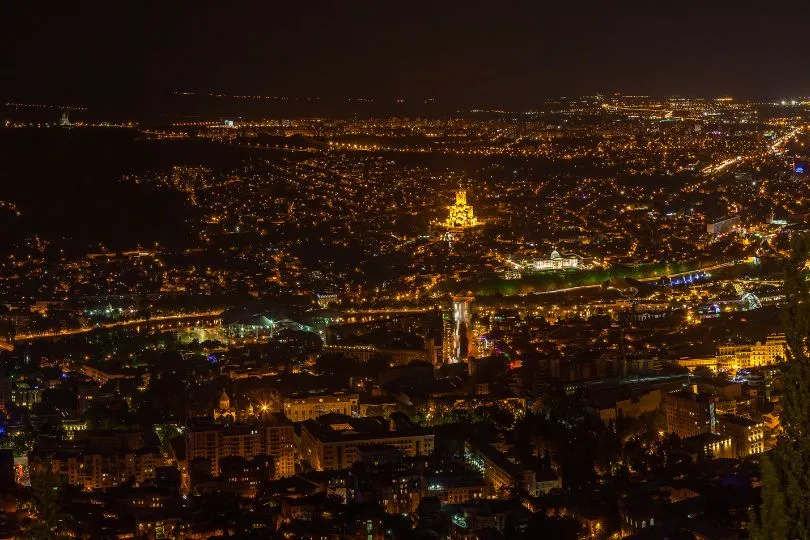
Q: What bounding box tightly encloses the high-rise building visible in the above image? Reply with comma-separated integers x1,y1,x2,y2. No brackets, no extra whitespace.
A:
663,390,715,438
186,423,222,477
260,413,296,479
706,215,740,236
220,424,261,461
186,417,296,479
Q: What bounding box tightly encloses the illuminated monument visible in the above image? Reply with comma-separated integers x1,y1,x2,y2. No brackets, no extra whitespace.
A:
442,293,476,363
445,189,478,229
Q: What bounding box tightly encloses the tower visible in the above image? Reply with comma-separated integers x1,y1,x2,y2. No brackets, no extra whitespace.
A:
450,295,475,363
441,314,455,364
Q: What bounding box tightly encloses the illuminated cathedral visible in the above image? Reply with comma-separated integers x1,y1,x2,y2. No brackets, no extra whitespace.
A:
213,390,237,421
445,189,478,229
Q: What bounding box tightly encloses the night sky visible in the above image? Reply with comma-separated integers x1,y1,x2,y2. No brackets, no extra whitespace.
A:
6,1,809,113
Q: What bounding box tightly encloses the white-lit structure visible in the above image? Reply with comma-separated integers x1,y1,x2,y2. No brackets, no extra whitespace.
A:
529,250,580,270
706,215,740,236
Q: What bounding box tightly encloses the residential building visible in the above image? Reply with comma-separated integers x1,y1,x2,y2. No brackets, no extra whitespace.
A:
300,413,434,471
663,391,715,438
260,413,296,479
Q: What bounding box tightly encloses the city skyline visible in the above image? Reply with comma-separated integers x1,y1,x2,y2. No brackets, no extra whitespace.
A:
4,4,810,539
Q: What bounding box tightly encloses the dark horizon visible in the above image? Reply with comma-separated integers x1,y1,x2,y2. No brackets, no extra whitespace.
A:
6,1,810,117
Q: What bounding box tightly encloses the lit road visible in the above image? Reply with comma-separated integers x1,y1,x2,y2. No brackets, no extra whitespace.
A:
581,372,690,388
657,261,737,279
531,260,739,296
701,125,803,176
12,311,223,342
701,155,742,175
343,308,435,315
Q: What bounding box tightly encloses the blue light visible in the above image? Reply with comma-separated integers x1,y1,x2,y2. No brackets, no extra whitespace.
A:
796,165,805,174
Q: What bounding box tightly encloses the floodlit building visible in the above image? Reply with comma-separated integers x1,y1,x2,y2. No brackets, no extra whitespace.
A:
529,250,581,270
682,432,735,460
716,334,786,371
281,392,359,422
719,414,764,457
445,190,478,229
